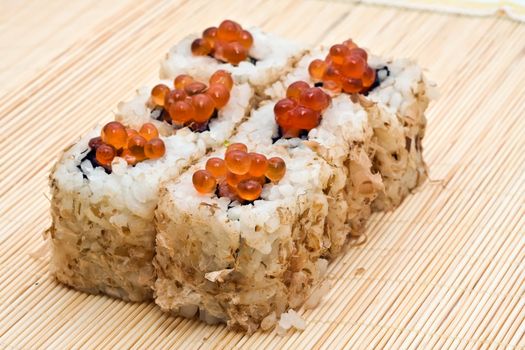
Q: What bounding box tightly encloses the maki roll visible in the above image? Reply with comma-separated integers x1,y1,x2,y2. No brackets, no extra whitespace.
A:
160,20,304,94
48,72,253,302
154,143,331,332
266,65,383,255
154,106,338,332
268,41,435,211
362,57,435,210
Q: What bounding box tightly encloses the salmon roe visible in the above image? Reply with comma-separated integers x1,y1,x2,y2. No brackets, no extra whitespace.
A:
139,123,159,141
308,40,376,94
150,71,234,132
274,81,331,138
144,138,166,160
205,157,227,178
89,121,165,169
237,180,262,201
101,121,127,150
95,144,116,167
192,143,286,202
266,157,286,182
192,170,217,194
191,20,253,65
226,142,248,154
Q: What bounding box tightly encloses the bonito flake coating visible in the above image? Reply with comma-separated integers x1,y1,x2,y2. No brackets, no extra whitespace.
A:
363,56,436,210
160,27,305,93
47,79,253,302
154,142,331,333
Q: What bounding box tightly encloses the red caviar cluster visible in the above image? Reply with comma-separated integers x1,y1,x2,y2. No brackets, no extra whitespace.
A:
191,20,253,65
88,121,165,168
308,40,375,94
150,70,233,131
192,143,286,202
274,81,331,138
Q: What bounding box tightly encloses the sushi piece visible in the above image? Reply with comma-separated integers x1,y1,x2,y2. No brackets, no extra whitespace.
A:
268,41,435,211
154,106,340,332
265,67,383,255
47,74,253,302
361,57,435,210
159,20,304,94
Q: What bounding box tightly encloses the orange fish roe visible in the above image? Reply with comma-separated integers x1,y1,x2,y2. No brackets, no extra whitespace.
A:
151,84,170,107
150,70,234,132
205,157,227,178
88,121,165,169
95,144,116,167
217,179,241,202
237,179,262,201
274,81,331,138
144,138,166,160
308,40,376,94
128,134,147,161
191,20,253,65
192,170,217,194
226,142,248,154
225,150,251,175
121,149,137,166
207,83,230,108
174,74,194,90
210,70,234,91
139,123,159,141
192,143,286,202
101,121,127,150
266,157,286,182
248,152,268,177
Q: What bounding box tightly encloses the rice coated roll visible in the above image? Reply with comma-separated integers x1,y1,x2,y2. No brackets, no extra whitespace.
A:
154,141,331,332
265,59,384,254
362,56,435,210
268,42,434,211
159,20,304,94
48,73,253,302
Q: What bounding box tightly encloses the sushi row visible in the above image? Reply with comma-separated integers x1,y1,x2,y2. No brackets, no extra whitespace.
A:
47,20,435,333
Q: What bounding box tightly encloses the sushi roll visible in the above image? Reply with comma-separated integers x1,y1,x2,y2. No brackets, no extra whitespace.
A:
159,20,304,94
268,41,435,211
361,57,435,210
265,59,384,255
154,105,339,332
48,72,253,302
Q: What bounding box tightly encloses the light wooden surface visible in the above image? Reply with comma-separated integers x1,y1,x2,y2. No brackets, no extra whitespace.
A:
0,0,524,349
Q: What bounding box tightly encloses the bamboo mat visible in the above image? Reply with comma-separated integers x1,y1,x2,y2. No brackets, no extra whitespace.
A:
0,0,524,349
